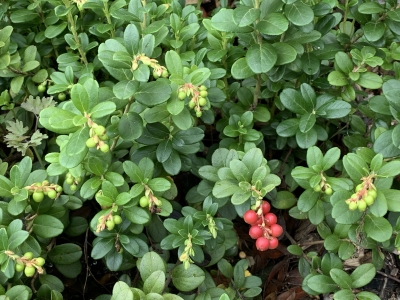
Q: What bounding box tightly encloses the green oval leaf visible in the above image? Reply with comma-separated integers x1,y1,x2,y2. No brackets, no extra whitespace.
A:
172,264,205,292
32,215,64,238
245,43,277,74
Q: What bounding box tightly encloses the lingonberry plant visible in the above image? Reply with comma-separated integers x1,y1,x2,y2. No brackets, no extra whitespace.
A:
1,0,400,298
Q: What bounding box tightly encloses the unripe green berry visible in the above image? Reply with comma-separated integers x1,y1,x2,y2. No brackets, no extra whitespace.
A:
199,90,208,97
348,201,358,210
70,184,77,191
23,252,34,260
94,125,106,136
357,200,367,211
47,190,57,199
313,185,321,192
139,196,149,208
153,71,160,79
32,192,44,202
178,91,186,100
15,263,25,272
141,57,152,66
199,85,207,91
162,70,168,78
24,266,35,277
100,144,109,153
66,173,73,179
65,178,74,185
364,195,374,206
325,187,333,195
188,100,196,109
196,111,202,118
355,184,363,192
42,180,49,186
35,257,45,267
368,189,377,199
113,215,122,225
106,219,115,230
86,137,96,148
75,177,82,183
198,97,207,107
38,84,46,93
98,134,108,141
58,93,66,101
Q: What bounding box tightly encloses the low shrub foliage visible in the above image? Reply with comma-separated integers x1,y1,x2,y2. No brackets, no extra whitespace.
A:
1,0,400,299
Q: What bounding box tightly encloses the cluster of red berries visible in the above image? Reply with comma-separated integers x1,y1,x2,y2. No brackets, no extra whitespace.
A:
243,201,283,251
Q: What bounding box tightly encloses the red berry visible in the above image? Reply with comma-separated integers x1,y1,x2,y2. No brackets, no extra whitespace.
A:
269,237,279,249
249,225,263,239
270,224,283,237
261,201,271,214
243,210,259,225
264,213,277,225
256,237,270,251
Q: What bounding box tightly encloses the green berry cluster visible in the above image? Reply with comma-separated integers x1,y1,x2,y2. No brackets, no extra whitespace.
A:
97,214,123,232
345,182,377,211
65,172,82,191
86,124,109,153
13,252,45,277
131,54,169,79
313,183,333,195
139,193,162,213
25,180,62,202
177,84,208,117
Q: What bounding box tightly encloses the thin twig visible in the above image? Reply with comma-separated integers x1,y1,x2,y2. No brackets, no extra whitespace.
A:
277,148,292,188
83,228,89,299
83,229,109,298
377,270,400,284
30,272,39,293
162,259,181,294
284,231,297,245
299,240,325,247
379,274,387,299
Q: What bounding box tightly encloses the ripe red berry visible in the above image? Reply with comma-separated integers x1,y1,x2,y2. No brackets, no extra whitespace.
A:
270,223,283,237
243,210,259,225
269,237,279,249
264,213,277,225
256,237,270,251
249,225,263,239
261,201,271,214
